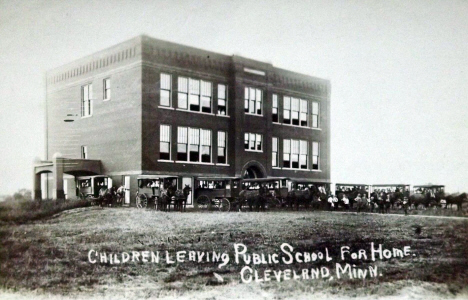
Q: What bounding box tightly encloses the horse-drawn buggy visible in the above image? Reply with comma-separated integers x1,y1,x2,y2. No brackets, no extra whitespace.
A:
334,183,370,210
194,177,241,211
77,175,123,207
370,184,410,212
240,177,286,211
410,185,446,209
77,175,111,199
287,180,330,210
136,175,190,211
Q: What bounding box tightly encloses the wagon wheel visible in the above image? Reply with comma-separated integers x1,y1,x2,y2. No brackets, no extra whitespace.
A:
136,194,148,209
197,195,210,211
218,198,230,212
266,197,281,210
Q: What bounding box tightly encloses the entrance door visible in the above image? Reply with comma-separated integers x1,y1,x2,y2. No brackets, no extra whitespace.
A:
124,176,131,205
182,177,192,206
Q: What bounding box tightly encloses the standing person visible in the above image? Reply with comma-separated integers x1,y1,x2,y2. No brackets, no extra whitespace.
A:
355,193,362,212
333,194,339,211
362,193,369,212
343,195,350,211
328,194,334,211
403,196,409,216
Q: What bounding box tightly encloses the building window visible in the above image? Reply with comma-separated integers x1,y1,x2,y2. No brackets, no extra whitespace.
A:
178,77,212,113
272,137,278,167
312,102,319,128
244,87,262,115
300,100,308,126
81,146,88,159
201,81,212,113
300,140,308,169
103,78,111,100
160,125,171,160
218,131,227,164
160,73,171,107
178,77,188,109
291,97,300,125
283,96,309,127
283,139,308,169
81,84,92,117
189,78,200,111
218,84,227,115
312,141,320,170
244,133,262,152
272,94,278,122
177,127,188,161
178,127,212,163
283,96,290,124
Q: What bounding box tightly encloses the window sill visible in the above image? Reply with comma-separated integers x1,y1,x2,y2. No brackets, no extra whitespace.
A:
244,149,263,153
81,115,93,119
157,159,174,163
176,161,214,165
281,167,312,172
277,123,322,131
274,167,322,172
215,163,230,166
245,113,264,117
175,109,215,116
103,98,111,102
216,114,230,118
158,106,175,110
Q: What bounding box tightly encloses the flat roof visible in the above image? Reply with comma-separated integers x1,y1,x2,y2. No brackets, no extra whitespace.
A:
372,184,410,187
137,175,178,179
413,185,445,188
196,176,241,181
335,183,370,186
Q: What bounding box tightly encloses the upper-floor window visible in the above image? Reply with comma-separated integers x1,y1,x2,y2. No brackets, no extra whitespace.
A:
103,78,111,100
160,73,171,107
312,141,320,170
283,96,317,128
217,131,227,164
312,102,319,128
218,84,227,115
177,127,212,163
272,137,278,167
81,84,93,117
244,133,262,152
81,146,88,159
272,94,279,122
283,139,308,169
244,87,262,115
160,125,171,160
178,77,212,113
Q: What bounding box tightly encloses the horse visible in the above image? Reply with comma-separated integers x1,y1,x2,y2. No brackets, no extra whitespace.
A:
410,191,439,210
286,188,311,210
445,193,467,211
238,189,266,212
173,185,191,212
97,187,114,208
157,185,176,212
310,187,327,210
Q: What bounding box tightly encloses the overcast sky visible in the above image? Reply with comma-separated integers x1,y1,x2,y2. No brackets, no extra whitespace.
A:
0,0,467,194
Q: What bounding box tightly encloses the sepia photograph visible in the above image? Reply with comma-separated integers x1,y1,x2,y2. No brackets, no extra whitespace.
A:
0,1,467,299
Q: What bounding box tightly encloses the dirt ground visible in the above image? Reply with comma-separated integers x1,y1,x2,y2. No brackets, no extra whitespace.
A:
1,208,467,299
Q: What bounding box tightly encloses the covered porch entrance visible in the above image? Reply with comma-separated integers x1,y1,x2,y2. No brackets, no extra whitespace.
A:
33,157,102,200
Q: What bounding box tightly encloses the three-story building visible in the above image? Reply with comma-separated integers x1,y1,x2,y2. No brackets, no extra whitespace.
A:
34,35,331,205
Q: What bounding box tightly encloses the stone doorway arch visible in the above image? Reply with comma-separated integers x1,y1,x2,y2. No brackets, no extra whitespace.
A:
241,161,267,179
